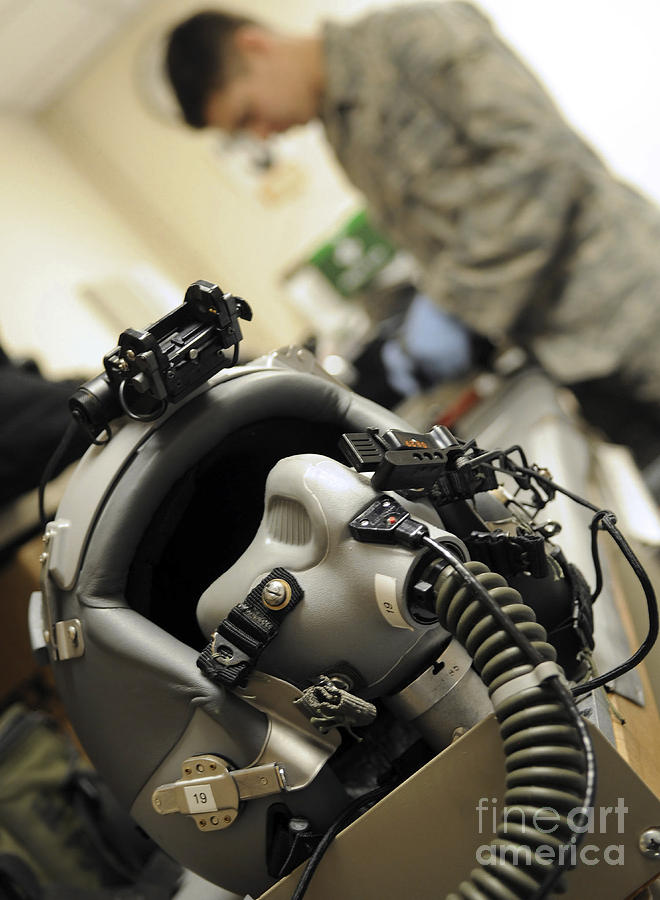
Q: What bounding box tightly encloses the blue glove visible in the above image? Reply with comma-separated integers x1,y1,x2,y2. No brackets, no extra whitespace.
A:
402,293,473,380
381,294,473,396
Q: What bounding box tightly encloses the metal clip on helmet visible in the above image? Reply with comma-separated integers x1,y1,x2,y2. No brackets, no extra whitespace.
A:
35,344,477,897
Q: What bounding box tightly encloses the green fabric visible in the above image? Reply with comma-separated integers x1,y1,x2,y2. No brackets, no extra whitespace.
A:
0,704,105,891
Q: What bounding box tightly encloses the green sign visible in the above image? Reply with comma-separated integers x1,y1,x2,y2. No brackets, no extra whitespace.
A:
308,211,396,297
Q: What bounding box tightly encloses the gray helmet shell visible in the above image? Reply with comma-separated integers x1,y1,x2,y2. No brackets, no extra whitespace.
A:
41,350,456,895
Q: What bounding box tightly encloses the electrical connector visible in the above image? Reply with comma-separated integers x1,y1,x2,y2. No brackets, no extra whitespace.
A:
349,496,429,549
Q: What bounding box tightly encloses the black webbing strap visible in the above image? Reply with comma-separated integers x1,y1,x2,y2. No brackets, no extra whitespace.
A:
197,568,303,688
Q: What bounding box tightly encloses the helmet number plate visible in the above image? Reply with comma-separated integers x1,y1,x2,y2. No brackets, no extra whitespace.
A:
183,784,218,814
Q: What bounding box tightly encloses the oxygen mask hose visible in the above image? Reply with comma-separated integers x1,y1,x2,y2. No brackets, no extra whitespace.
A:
349,498,595,900
426,542,595,899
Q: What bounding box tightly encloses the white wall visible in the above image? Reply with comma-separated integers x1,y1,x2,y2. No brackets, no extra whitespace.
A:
477,0,660,205
0,114,182,377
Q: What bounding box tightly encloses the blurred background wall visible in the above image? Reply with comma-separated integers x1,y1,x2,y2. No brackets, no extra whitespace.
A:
1,0,659,376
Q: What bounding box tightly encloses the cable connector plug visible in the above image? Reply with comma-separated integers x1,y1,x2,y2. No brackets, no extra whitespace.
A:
349,496,429,549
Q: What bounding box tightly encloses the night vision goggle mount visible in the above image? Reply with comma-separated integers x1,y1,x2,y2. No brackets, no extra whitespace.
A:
69,280,252,442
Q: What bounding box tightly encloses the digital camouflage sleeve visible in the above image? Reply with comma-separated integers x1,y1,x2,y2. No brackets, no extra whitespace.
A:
320,1,660,398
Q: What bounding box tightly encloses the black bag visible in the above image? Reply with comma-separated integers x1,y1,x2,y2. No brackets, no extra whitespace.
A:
0,354,88,508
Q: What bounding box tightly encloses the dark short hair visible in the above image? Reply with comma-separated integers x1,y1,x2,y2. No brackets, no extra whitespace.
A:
165,10,254,128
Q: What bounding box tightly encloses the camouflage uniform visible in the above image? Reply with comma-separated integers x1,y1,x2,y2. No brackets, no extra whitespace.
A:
320,2,660,406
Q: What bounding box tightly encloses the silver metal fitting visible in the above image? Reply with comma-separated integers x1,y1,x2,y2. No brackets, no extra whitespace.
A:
53,618,85,660
639,828,660,859
261,579,291,610
152,755,287,832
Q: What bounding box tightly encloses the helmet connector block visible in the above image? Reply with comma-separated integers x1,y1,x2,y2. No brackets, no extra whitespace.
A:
340,425,497,502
